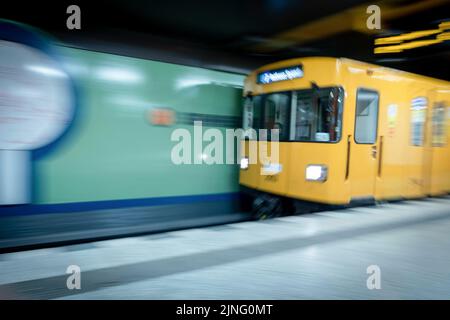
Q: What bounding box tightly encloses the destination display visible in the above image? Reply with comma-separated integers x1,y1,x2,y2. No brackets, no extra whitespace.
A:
257,65,303,84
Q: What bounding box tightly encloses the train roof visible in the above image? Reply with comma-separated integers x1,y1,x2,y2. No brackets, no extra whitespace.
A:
248,56,450,87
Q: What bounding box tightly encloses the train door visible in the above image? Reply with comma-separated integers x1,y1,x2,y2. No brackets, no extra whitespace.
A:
349,88,380,201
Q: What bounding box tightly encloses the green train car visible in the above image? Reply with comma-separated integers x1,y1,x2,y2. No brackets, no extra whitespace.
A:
0,21,245,249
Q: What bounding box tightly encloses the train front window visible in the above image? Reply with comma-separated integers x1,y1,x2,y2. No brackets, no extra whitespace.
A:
260,93,291,141
293,87,343,142
242,87,342,143
242,93,290,141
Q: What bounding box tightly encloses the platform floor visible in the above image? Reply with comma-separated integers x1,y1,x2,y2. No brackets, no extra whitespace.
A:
1,197,450,299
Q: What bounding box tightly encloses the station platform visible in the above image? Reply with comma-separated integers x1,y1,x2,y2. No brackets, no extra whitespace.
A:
0,197,449,299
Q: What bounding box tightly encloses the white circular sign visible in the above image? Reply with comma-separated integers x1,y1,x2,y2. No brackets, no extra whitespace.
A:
0,40,73,150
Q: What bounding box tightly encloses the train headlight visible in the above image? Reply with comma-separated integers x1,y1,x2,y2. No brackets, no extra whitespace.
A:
305,165,328,182
240,157,249,170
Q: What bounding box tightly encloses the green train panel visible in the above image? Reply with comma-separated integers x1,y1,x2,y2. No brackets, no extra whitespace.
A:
34,47,244,204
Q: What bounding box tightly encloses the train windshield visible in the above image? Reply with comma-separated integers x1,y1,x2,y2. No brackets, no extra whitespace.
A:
242,92,290,141
243,87,343,142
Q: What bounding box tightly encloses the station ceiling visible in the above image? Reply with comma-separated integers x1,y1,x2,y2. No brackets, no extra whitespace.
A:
2,0,450,79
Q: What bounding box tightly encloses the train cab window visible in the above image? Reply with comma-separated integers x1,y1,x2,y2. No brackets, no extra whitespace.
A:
355,89,379,144
242,95,262,139
293,87,343,142
243,97,253,130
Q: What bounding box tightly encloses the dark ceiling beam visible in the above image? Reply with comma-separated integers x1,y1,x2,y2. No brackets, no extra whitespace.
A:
250,0,449,53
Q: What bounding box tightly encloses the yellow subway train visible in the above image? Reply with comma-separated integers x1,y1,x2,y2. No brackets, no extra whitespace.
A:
239,57,450,217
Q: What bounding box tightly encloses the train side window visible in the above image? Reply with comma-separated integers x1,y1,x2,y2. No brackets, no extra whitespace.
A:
354,89,379,144
410,97,427,146
432,102,447,147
